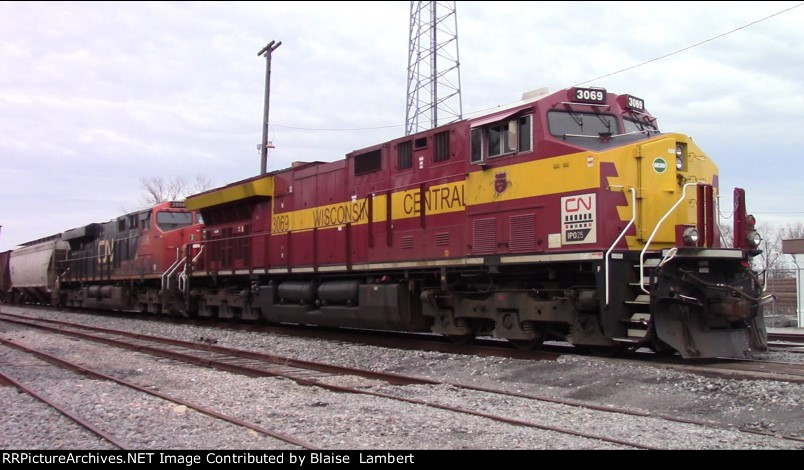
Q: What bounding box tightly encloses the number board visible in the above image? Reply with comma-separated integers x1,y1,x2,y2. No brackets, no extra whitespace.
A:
570,87,606,104
624,94,645,111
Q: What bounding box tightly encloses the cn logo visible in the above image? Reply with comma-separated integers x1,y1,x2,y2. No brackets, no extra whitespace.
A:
561,193,597,245
97,239,115,265
564,195,593,213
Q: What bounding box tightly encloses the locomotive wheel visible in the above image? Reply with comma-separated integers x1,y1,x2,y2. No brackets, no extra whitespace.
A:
507,324,547,350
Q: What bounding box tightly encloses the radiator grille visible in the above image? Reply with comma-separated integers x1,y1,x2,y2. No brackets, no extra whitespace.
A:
435,232,450,246
509,214,535,252
400,236,414,249
472,218,496,254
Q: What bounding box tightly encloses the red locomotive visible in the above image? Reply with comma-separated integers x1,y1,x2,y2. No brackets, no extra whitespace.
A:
2,86,768,359
3,201,202,313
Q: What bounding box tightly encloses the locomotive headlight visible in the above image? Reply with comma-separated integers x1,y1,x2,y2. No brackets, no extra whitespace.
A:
682,227,699,246
675,144,685,170
746,230,762,248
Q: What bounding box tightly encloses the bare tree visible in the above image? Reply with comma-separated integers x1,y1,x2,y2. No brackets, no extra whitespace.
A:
139,174,213,207
751,222,799,278
719,216,798,277
781,222,804,241
776,222,804,278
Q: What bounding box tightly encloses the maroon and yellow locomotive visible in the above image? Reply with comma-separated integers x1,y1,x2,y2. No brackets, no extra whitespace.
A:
180,86,767,358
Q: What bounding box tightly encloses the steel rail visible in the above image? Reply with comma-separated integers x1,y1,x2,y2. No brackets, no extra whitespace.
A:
5,311,802,444
1,314,655,449
0,337,317,450
0,365,131,449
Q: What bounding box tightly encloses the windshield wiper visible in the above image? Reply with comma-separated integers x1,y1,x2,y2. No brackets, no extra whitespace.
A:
561,133,598,140
562,130,659,142
609,130,657,138
594,114,612,131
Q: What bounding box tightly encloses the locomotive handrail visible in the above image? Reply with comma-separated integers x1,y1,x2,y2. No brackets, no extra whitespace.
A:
604,186,636,305
161,247,179,290
191,244,204,263
166,259,186,291
714,193,730,247
160,248,184,292
639,182,699,294
178,245,204,294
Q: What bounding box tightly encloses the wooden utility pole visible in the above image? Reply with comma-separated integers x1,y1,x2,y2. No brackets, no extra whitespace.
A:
258,40,282,175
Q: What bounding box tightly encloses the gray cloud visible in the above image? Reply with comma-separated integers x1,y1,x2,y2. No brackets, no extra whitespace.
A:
1,1,802,249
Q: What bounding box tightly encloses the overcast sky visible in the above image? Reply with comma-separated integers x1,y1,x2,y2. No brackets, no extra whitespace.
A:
1,1,803,251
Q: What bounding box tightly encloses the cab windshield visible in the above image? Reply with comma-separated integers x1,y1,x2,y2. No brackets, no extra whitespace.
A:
623,118,658,133
156,211,194,231
547,110,659,151
548,110,617,137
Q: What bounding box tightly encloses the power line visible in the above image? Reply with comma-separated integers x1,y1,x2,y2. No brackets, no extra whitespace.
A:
751,211,804,214
271,123,403,131
271,3,804,132
575,2,804,86
722,211,804,215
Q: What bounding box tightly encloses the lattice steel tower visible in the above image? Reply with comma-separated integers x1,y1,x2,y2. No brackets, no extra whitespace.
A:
405,1,463,135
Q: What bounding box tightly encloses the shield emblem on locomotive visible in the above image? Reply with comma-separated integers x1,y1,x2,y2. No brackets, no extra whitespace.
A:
494,172,508,195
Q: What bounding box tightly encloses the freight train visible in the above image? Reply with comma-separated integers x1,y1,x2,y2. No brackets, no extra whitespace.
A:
0,86,769,358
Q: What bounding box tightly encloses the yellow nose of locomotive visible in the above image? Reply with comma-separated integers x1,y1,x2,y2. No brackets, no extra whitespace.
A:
607,133,719,250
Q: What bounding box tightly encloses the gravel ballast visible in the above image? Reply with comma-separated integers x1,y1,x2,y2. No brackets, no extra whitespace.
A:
1,305,802,450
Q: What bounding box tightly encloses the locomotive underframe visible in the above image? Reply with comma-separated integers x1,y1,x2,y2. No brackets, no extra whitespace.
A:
418,261,614,348
44,247,768,359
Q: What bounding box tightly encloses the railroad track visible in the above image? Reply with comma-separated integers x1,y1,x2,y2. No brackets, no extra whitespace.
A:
2,310,802,447
767,332,804,354
768,332,804,344
0,335,318,449
657,357,804,385
9,303,803,361
0,368,130,449
4,305,803,384
3,303,563,361
0,312,651,449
